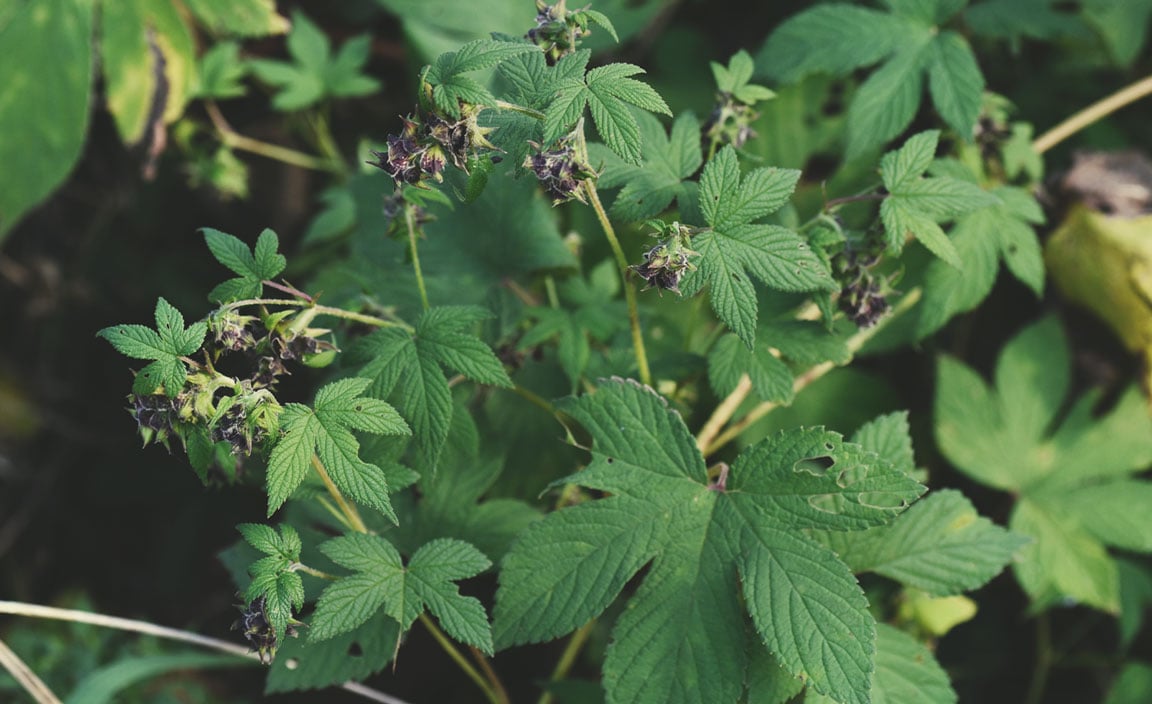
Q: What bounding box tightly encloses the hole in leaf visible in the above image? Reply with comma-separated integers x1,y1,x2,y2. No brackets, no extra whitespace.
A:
348,642,364,657
732,273,741,280
286,658,299,670
606,457,614,464
793,455,835,476
355,404,364,411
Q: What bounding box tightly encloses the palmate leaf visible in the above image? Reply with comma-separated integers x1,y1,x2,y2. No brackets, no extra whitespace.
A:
247,10,379,111
680,146,834,346
265,378,410,520
98,297,207,397
759,2,984,157
265,612,400,693
424,39,539,116
543,60,671,163
936,317,1152,612
203,227,286,303
590,110,702,223
310,534,493,654
494,379,925,704
879,131,998,266
348,306,512,471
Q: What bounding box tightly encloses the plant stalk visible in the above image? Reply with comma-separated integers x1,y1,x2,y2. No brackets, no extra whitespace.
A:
695,374,753,453
584,180,652,386
310,454,368,534
418,614,504,704
205,102,343,173
405,205,431,311
1033,73,1152,154
703,288,921,455
0,637,61,704
537,620,595,704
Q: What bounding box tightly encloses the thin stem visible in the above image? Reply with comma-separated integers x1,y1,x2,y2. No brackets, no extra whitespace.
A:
823,192,886,210
262,279,314,302
1024,613,1053,704
695,374,753,453
221,298,414,332
291,563,336,580
703,288,922,455
584,180,652,386
509,384,559,417
310,454,368,534
309,110,348,175
494,99,546,120
470,646,511,704
1033,74,1152,154
537,621,595,704
0,637,61,704
205,102,343,174
418,614,502,704
545,275,560,309
405,205,431,311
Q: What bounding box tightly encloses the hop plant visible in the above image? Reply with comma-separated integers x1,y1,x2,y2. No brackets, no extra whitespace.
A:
524,137,596,205
630,221,700,295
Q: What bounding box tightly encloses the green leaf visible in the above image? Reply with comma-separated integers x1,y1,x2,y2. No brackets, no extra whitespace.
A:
881,198,961,267
265,612,400,693
936,317,1152,611
204,228,286,302
416,307,512,388
351,307,510,470
963,0,1081,44
0,0,93,241
1106,662,1152,704
711,50,774,103
1083,0,1152,67
708,334,794,404
851,411,915,475
544,61,670,163
805,625,957,704
312,534,492,653
425,39,537,116
66,653,255,704
183,0,289,37
100,0,197,145
98,298,206,397
846,43,930,159
882,0,968,24
265,378,409,519
592,111,702,223
496,380,924,704
682,147,834,346
819,490,1029,596
248,11,379,111
756,4,912,83
879,132,998,263
926,32,984,139
196,41,248,99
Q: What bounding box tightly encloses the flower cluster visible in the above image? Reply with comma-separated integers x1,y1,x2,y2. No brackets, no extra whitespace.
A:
703,92,760,149
369,105,496,187
234,597,303,665
835,250,893,329
525,138,596,205
526,0,591,64
630,222,699,295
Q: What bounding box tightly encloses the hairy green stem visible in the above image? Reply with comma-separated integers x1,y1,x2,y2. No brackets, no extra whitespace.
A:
703,288,922,455
405,205,431,311
583,180,652,386
494,99,546,120
0,601,410,704
537,620,595,704
222,298,414,332
418,614,504,704
291,563,336,580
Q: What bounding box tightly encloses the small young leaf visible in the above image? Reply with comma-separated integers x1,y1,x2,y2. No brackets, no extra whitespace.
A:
98,298,206,397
